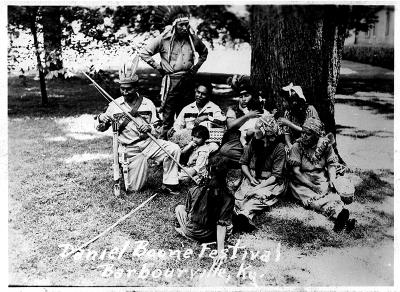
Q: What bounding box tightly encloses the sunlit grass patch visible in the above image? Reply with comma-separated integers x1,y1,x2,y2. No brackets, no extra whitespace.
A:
64,153,112,164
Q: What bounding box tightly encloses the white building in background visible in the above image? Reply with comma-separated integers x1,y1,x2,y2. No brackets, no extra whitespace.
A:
345,6,394,47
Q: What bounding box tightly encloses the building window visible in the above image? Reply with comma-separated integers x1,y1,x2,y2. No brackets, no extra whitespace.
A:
385,10,391,36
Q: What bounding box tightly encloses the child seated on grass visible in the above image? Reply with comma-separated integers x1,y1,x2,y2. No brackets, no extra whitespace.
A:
175,155,234,259
178,125,211,184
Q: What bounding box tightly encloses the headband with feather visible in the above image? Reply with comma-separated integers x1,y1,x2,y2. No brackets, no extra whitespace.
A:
118,53,140,84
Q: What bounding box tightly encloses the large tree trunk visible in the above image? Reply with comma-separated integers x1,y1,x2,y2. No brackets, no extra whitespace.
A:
249,5,349,135
41,6,63,73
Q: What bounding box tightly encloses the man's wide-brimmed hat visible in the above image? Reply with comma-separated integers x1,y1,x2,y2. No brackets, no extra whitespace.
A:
118,53,140,85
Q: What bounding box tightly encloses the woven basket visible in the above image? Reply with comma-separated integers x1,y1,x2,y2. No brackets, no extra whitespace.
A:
334,176,355,205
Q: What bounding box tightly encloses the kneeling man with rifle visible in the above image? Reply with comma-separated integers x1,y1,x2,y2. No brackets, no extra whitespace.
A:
95,55,181,194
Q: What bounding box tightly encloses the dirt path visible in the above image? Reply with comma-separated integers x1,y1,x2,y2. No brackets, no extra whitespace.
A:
335,94,394,171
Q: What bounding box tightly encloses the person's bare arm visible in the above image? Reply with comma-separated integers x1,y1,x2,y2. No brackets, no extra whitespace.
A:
216,225,226,257
279,117,303,132
181,141,196,155
227,110,260,130
327,164,336,188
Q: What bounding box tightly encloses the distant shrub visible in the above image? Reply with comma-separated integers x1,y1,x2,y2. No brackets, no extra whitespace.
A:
343,45,394,70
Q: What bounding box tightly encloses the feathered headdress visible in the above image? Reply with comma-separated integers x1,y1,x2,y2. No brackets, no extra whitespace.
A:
151,6,191,27
151,6,196,63
118,53,140,84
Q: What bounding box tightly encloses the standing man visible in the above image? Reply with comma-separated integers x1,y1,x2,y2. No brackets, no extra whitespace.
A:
140,6,208,139
96,55,181,194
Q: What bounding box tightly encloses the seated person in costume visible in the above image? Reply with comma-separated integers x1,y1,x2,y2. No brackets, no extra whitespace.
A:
278,82,320,150
178,125,210,184
219,84,263,168
287,117,356,232
234,114,287,231
237,94,269,147
171,82,226,153
175,156,234,258
95,55,181,194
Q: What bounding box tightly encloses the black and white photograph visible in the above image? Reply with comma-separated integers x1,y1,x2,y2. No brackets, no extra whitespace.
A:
5,1,397,290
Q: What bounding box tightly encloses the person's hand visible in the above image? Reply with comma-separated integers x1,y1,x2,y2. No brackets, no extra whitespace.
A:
249,176,260,186
194,115,208,124
138,124,151,133
99,113,111,123
188,140,197,148
245,110,262,119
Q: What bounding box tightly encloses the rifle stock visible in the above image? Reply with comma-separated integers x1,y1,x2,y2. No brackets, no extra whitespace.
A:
112,121,121,197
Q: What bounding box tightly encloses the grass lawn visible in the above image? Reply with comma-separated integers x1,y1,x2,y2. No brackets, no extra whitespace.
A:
8,74,394,287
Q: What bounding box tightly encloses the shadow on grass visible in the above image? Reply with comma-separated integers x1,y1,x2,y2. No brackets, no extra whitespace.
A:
338,129,393,139
354,170,393,204
335,99,394,116
334,125,392,139
337,79,394,95
254,206,343,250
336,124,356,135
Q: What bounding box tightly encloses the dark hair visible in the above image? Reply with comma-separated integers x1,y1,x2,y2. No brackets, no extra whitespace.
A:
207,154,230,185
246,94,263,112
227,74,250,94
191,125,210,141
195,82,213,96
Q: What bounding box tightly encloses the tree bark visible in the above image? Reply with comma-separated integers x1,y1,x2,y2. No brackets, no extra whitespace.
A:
41,6,63,73
29,8,48,105
249,5,349,135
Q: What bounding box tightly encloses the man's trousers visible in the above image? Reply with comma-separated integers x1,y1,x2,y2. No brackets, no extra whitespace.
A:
119,139,181,191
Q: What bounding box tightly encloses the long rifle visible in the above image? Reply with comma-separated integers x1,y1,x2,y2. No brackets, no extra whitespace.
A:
82,71,198,184
64,193,158,258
